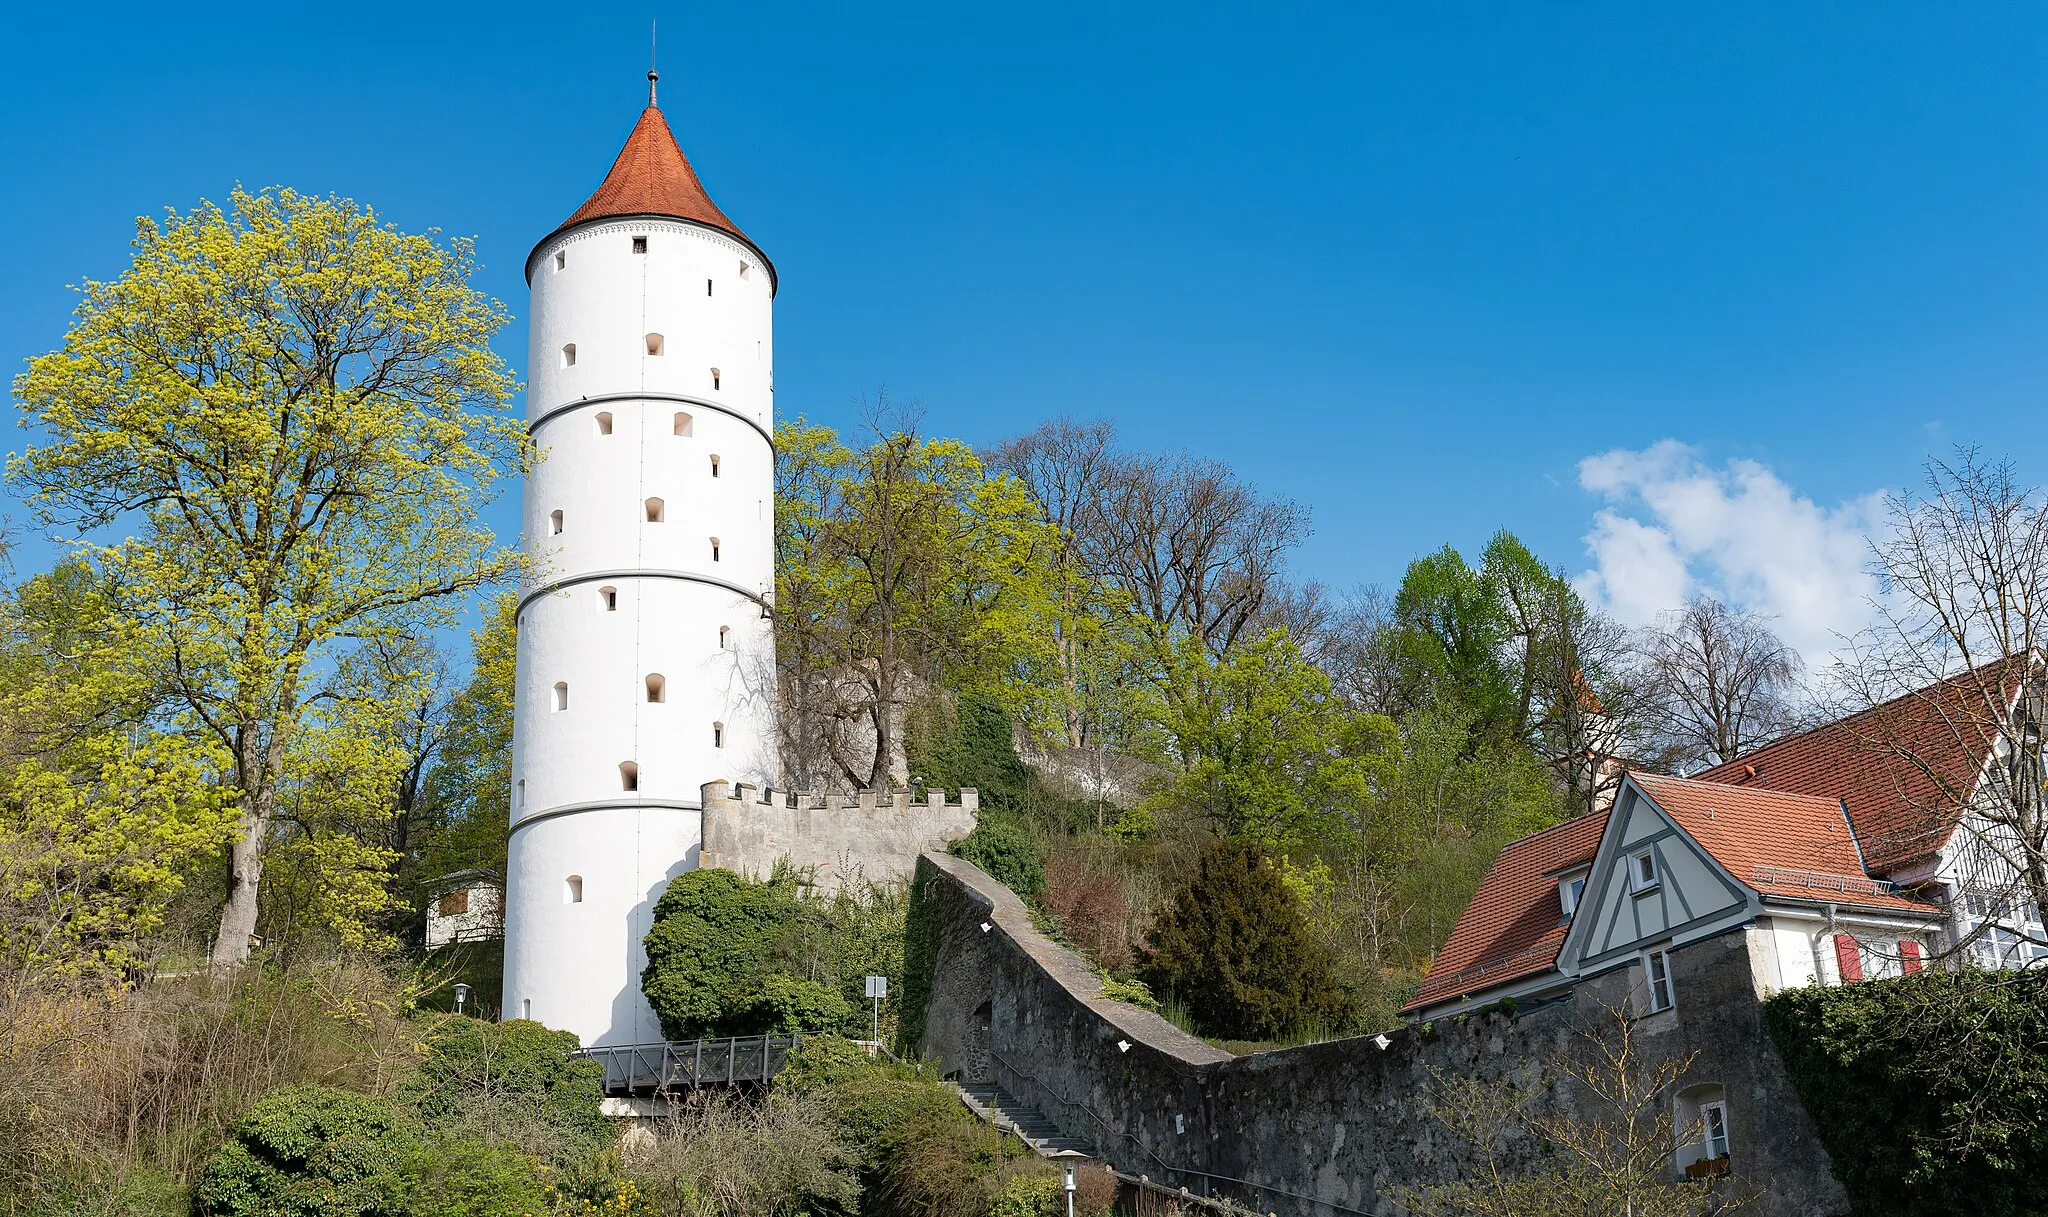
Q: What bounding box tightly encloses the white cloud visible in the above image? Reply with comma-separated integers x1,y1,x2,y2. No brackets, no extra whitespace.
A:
1573,440,1888,665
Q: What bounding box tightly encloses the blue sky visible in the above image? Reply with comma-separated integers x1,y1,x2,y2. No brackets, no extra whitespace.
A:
4,4,2046,661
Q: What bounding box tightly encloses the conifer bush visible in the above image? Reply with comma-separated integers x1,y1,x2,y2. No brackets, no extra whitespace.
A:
1136,838,1349,1041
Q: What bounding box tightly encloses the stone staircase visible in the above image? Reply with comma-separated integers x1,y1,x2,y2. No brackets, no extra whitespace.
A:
956,1081,1096,1158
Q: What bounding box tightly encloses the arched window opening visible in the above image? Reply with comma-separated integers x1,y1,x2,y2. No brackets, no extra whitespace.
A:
522,999,532,1019
719,625,731,650
598,585,618,612
645,333,665,357
548,509,564,536
711,368,721,391
712,722,725,749
710,455,721,478
645,497,666,523
673,412,694,437
710,537,721,563
554,251,566,271
595,411,613,435
645,673,666,703
560,343,576,368
620,761,640,792
552,682,568,712
564,875,584,903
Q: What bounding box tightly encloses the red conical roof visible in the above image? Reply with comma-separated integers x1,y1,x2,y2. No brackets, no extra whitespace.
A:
532,104,773,289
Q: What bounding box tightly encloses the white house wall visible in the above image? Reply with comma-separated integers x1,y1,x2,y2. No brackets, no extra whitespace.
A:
503,216,778,1048
1563,784,1753,973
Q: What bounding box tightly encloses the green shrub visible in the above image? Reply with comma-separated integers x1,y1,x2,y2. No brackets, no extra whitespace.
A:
1096,976,1159,1011
192,1085,416,1217
642,867,904,1040
949,815,1043,898
1764,968,2048,1217
384,1136,551,1217
1136,838,1349,1041
988,1172,1063,1217
401,1017,610,1157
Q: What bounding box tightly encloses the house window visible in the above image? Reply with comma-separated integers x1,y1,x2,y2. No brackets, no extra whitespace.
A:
552,681,568,712
620,761,639,791
565,875,584,903
645,497,665,523
632,236,647,254
554,251,566,271
646,333,665,357
1644,948,1675,1012
710,455,721,478
438,889,469,917
599,585,618,612
549,510,564,536
645,673,666,703
1631,850,1658,892
711,368,721,391
713,722,724,748
1959,890,2048,970
561,343,576,367
673,412,693,437
595,411,613,435
1701,1101,1730,1160
1558,873,1588,920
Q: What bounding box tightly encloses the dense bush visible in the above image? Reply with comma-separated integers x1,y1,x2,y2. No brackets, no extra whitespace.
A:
1137,838,1348,1041
192,1084,417,1216
774,1036,1050,1217
401,1016,610,1158
1764,967,2048,1217
948,815,1044,898
642,867,902,1040
626,1088,859,1217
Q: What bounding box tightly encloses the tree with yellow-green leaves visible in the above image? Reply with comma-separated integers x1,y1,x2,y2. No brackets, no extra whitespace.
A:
776,407,1062,790
10,187,525,973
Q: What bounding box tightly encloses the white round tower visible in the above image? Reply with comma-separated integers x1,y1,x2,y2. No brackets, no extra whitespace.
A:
503,76,778,1047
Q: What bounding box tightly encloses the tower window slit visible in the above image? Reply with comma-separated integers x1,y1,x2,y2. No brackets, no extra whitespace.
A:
710,455,721,478
706,278,713,296
598,585,618,612
713,722,724,749
595,411,613,436
554,251,566,271
710,537,721,563
548,509,563,536
632,236,647,254
619,761,639,791
719,625,730,650
673,412,693,437
711,368,721,391
645,497,665,523
645,333,665,357
552,682,568,712
565,875,584,903
560,343,576,368
645,673,666,703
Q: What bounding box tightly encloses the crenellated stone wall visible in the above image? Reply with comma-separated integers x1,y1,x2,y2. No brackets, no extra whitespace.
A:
699,780,978,889
911,852,1851,1217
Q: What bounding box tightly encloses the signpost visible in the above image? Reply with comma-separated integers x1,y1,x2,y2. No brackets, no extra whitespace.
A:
865,974,888,1042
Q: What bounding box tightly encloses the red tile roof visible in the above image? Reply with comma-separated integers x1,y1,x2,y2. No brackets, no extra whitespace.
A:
1403,811,1607,1012
535,105,773,288
1629,773,1937,914
1693,656,2030,871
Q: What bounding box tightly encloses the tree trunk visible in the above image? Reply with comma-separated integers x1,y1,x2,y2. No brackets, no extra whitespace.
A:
210,791,268,973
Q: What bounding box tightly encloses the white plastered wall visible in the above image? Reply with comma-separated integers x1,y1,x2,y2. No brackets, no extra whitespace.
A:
503,217,778,1047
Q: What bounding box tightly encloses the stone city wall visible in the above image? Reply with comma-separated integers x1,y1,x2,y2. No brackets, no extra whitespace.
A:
699,780,978,889
910,852,1849,1217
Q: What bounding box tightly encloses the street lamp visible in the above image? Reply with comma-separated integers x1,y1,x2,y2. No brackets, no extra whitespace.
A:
453,983,472,1015
1063,1164,1076,1217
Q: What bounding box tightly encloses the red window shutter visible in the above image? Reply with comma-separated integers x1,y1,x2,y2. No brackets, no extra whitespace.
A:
1834,933,1864,982
1899,939,1923,974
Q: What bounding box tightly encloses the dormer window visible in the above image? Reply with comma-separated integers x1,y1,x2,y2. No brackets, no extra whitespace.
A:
1558,869,1589,919
1631,850,1658,892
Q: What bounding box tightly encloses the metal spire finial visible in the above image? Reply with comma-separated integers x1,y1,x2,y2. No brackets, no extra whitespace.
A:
648,20,659,107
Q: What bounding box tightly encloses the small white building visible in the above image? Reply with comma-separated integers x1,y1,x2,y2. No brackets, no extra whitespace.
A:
501,72,780,1048
425,871,504,949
